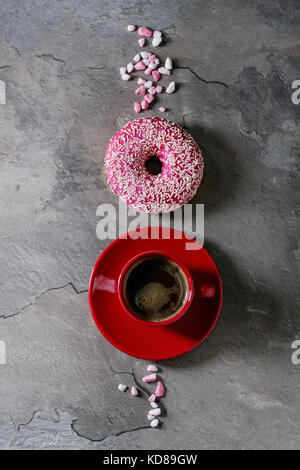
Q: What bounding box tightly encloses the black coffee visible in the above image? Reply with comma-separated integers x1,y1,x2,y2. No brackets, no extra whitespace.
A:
124,256,188,322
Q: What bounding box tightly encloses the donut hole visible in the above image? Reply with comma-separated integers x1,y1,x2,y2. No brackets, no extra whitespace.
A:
145,156,162,175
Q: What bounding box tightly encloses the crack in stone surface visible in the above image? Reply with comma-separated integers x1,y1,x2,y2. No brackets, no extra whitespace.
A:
35,54,66,64
0,283,88,319
175,66,229,88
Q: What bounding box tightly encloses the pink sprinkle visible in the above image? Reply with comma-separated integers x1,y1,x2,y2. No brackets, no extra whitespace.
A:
141,100,149,110
144,68,152,75
144,94,155,104
138,26,153,37
134,102,141,113
155,380,164,397
152,70,160,81
138,38,145,47
149,54,157,62
135,61,146,71
137,77,146,85
149,86,156,95
142,373,157,383
156,85,163,93
148,393,156,402
131,386,138,396
135,85,146,95
153,30,162,37
159,107,166,112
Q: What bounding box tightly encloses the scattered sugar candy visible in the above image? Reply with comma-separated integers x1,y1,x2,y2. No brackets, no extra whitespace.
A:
149,54,157,62
148,393,156,402
138,38,145,47
143,59,150,66
155,58,160,65
127,24,136,32
138,26,153,37
144,94,155,104
152,70,160,81
166,81,175,94
141,51,151,59
153,30,162,37
159,107,166,112
152,36,162,47
137,77,146,85
149,86,156,95
144,68,152,75
149,408,161,416
147,365,158,372
118,384,127,392
131,386,138,396
134,102,141,113
135,61,146,71
121,74,131,81
156,85,163,93
158,67,170,75
144,80,153,89
151,418,159,428
155,380,165,397
148,62,157,70
147,414,155,421
120,66,127,75
165,57,173,70
151,401,158,408
133,53,140,63
127,62,134,73
142,373,157,383
135,85,146,95
141,100,149,110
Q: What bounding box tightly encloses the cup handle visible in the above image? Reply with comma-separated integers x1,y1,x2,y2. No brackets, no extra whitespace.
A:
198,284,216,298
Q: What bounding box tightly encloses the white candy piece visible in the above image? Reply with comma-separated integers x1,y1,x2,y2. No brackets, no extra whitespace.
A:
118,384,127,392
144,80,153,89
133,53,141,63
158,67,170,75
165,57,173,70
131,386,138,396
127,62,134,73
153,31,162,38
121,74,131,81
141,51,151,59
166,81,175,93
147,365,158,372
147,414,155,421
152,37,162,47
137,77,146,85
149,408,161,417
151,418,159,428
155,58,160,64
127,25,136,32
143,58,150,66
151,401,158,408
120,66,127,75
148,62,157,70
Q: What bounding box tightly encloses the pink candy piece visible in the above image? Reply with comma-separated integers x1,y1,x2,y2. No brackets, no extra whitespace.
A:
149,54,157,62
137,77,146,85
138,38,145,47
156,85,163,93
144,68,152,75
138,26,153,37
135,61,146,71
148,393,157,402
155,380,164,397
131,386,138,396
159,107,166,112
135,85,146,95
149,86,156,95
141,100,149,110
134,102,141,113
142,373,157,383
152,70,160,81
144,94,155,104
153,30,162,37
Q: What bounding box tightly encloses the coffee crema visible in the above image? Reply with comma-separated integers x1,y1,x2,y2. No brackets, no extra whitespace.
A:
123,256,189,322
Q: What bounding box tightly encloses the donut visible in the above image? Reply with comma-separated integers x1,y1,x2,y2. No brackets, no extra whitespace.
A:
105,117,204,213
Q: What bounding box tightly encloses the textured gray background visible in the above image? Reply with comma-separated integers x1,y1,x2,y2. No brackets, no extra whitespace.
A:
0,0,299,450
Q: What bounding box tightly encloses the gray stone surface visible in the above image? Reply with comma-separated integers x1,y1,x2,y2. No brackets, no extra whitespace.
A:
0,0,299,450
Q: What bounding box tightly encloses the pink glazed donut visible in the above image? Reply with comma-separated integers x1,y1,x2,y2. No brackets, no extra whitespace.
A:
105,117,204,213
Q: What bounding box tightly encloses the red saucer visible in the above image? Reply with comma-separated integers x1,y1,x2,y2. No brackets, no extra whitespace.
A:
89,228,223,360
